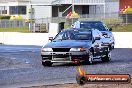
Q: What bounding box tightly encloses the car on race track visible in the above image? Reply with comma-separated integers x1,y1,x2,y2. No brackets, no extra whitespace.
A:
41,28,112,66
72,21,115,50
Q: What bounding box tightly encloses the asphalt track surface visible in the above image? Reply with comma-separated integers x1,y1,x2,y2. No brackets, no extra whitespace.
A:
0,45,132,88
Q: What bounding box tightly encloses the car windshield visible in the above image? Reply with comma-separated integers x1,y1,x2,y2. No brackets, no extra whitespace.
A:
54,30,92,41
80,22,107,31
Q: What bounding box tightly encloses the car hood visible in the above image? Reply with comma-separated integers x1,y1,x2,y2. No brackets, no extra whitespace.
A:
101,31,114,41
101,31,113,36
44,40,92,48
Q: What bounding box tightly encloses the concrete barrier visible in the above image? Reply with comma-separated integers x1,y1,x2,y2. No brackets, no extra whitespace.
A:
0,32,49,46
0,32,132,48
113,32,132,48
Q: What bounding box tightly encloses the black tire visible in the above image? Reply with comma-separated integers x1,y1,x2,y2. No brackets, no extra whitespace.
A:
101,47,111,62
42,61,53,67
88,50,94,64
84,50,94,65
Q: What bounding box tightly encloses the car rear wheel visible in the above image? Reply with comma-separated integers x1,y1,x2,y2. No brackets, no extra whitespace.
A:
101,47,111,62
42,61,53,67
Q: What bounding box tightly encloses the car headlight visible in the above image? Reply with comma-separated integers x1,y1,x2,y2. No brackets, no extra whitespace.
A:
70,48,86,52
103,34,110,38
41,48,53,52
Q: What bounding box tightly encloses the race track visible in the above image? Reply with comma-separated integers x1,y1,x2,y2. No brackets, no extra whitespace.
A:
0,45,132,88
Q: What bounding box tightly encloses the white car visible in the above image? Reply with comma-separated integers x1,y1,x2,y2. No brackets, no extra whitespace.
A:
72,21,115,50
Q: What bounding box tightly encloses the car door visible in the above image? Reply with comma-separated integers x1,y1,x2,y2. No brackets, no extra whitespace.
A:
92,29,103,56
96,30,108,54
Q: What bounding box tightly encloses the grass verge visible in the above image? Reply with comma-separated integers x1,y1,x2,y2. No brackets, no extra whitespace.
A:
0,26,29,32
0,24,132,32
112,24,132,32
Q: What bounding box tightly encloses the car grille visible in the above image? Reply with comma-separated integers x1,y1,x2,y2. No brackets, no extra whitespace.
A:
53,54,69,58
52,48,70,52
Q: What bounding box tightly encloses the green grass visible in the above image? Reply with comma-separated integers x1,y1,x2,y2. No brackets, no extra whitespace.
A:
112,24,132,32
64,24,71,29
0,23,132,32
0,26,29,32
102,18,123,25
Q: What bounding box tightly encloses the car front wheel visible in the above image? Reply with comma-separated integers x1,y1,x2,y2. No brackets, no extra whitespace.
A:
84,50,94,64
88,50,94,64
101,47,111,62
42,61,53,67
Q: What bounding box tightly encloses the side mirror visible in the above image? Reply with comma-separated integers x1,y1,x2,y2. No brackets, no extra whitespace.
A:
71,24,74,28
109,28,112,31
102,32,107,36
49,37,53,41
95,37,101,40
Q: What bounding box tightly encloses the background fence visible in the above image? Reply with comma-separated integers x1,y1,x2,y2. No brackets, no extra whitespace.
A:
34,13,132,32
35,13,132,25
0,20,28,28
0,13,132,32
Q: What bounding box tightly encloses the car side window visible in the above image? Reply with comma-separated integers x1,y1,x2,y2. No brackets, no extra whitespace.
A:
54,31,73,40
103,23,109,30
94,23,106,31
62,31,70,40
80,23,92,29
54,32,65,40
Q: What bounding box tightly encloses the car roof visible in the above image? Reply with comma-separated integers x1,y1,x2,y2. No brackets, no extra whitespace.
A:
62,28,92,33
78,21,102,23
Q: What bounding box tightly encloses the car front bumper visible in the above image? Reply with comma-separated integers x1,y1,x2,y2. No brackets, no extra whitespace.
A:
41,51,88,63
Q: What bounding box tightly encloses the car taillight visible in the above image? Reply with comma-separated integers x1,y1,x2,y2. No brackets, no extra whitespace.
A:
80,48,86,52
